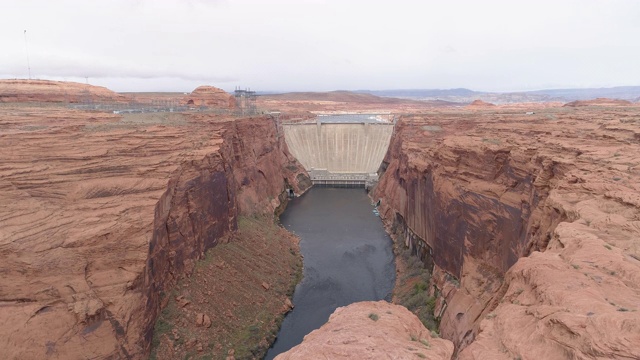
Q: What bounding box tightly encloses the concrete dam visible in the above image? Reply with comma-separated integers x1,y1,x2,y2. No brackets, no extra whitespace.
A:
282,115,395,187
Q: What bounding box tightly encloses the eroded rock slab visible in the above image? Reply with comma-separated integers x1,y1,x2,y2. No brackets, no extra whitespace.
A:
275,301,454,360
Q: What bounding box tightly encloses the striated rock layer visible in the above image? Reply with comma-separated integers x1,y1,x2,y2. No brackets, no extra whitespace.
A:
373,106,640,359
0,105,309,359
276,301,454,360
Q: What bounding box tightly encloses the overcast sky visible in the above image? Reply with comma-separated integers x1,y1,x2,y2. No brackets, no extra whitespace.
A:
2,0,639,93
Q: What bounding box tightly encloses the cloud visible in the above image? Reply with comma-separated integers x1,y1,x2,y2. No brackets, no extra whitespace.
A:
2,0,639,92
440,46,457,54
1,51,237,83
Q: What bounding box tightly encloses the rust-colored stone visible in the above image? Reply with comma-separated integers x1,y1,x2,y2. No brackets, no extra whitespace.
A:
374,105,640,359
0,94,309,359
276,301,454,360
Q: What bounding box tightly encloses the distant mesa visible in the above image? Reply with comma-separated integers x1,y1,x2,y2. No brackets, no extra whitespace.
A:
0,80,237,110
0,79,128,103
262,90,457,107
467,99,496,107
265,90,398,103
563,98,632,107
182,85,236,109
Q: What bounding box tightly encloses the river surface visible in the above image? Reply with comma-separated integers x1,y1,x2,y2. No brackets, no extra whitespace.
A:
264,187,395,359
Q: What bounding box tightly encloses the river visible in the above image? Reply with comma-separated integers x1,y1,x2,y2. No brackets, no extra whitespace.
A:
264,187,395,359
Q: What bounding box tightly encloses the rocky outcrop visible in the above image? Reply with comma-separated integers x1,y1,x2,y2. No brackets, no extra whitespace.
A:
276,301,454,360
0,79,128,103
182,86,236,109
563,97,632,107
373,106,640,359
0,104,309,359
467,99,495,107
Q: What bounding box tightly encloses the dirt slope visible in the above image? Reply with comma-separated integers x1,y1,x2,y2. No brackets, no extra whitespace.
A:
151,216,302,359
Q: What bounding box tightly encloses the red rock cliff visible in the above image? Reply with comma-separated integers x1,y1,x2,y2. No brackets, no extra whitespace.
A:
373,107,640,359
141,116,310,353
0,106,309,359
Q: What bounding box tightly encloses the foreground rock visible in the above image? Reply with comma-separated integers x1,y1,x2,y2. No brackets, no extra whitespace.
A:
374,105,640,358
276,301,454,360
0,103,309,359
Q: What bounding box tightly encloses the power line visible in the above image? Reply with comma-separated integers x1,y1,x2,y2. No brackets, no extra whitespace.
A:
23,30,31,80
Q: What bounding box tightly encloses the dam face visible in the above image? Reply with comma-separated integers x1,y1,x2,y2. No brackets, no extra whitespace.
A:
282,116,394,187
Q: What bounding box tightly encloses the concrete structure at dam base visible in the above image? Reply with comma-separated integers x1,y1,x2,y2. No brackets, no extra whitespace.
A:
307,168,379,188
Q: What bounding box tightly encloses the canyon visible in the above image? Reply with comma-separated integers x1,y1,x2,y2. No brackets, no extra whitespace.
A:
1,80,640,359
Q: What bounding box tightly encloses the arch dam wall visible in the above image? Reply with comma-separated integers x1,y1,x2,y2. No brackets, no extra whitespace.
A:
282,121,394,187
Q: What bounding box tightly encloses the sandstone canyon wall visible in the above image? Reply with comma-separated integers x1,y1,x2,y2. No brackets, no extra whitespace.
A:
373,106,640,359
141,117,310,352
0,105,309,359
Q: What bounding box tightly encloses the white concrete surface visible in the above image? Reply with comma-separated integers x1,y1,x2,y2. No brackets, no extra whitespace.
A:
283,123,394,174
